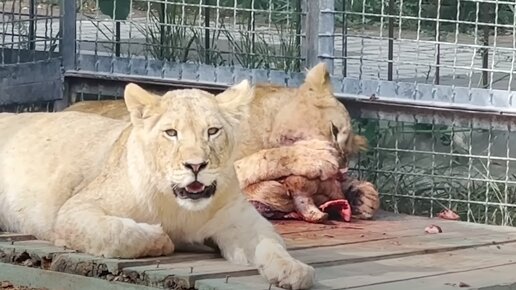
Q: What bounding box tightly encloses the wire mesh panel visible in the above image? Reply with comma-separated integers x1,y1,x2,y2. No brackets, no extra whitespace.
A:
0,0,63,108
0,0,61,64
333,0,516,90
73,0,306,85
349,112,516,226
326,0,516,226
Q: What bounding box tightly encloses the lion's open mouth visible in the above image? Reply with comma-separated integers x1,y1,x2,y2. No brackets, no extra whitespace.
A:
173,181,217,200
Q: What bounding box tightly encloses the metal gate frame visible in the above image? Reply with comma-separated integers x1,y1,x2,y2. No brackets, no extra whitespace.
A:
0,0,69,107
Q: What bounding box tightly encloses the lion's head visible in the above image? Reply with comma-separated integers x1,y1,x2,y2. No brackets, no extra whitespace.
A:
270,63,367,164
123,81,254,211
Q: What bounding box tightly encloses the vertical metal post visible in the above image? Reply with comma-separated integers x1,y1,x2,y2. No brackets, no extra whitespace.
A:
318,0,335,73
28,0,36,51
115,22,121,57
387,0,394,81
61,0,76,71
342,0,348,77
480,2,490,88
249,0,255,64
159,2,165,59
435,42,440,85
294,0,302,71
303,0,319,68
204,0,211,64
58,0,77,110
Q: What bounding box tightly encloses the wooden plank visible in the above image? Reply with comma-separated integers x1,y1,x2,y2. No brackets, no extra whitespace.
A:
195,244,516,290
353,264,516,290
0,240,76,269
274,210,432,235
0,263,157,290
0,233,36,242
291,230,516,267
308,245,516,289
278,213,516,250
115,229,516,289
50,251,221,277
122,258,255,289
0,239,220,270
3,213,516,290
0,240,76,256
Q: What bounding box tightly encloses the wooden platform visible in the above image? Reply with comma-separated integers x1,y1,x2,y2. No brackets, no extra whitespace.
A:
1,211,516,290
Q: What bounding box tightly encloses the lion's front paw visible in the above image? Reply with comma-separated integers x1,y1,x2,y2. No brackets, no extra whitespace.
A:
54,215,175,259
99,221,174,258
135,223,175,257
255,239,315,290
292,140,340,181
342,179,380,220
260,257,315,290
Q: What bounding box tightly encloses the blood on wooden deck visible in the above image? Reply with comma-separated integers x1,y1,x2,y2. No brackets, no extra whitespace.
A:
1,211,516,290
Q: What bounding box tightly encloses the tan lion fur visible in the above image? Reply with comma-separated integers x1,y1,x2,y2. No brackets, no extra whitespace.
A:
65,63,380,219
0,82,315,289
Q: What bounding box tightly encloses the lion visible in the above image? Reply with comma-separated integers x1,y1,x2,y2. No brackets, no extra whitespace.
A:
235,64,369,223
0,81,327,289
64,63,380,221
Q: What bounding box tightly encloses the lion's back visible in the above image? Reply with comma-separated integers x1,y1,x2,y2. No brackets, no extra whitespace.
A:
64,100,130,121
233,84,299,158
0,111,128,237
0,111,128,166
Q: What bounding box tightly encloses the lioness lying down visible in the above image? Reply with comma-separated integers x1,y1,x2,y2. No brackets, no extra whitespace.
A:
0,82,315,289
65,63,381,222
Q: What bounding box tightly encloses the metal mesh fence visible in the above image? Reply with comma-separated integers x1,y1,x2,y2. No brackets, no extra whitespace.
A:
351,114,516,226
329,0,516,226
332,0,516,91
75,0,304,72
0,0,63,108
0,0,61,64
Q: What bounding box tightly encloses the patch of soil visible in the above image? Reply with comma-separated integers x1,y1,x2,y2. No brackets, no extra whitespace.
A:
1,281,48,290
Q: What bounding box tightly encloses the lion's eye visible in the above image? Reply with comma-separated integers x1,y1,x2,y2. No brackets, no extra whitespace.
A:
331,122,339,140
207,127,220,136
165,129,177,137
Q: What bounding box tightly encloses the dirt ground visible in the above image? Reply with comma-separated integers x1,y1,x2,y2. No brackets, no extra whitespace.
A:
1,281,48,290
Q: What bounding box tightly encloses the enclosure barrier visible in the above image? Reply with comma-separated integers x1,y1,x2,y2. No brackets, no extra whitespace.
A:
2,0,516,226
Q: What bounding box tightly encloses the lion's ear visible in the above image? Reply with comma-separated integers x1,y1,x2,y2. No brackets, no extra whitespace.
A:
303,62,332,92
215,80,255,123
124,83,160,123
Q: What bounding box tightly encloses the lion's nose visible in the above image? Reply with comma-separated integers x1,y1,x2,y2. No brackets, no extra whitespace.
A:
183,160,208,174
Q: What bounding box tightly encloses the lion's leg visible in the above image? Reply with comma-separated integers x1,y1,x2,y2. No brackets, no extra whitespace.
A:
207,197,314,290
341,177,380,220
234,140,339,188
53,197,174,258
